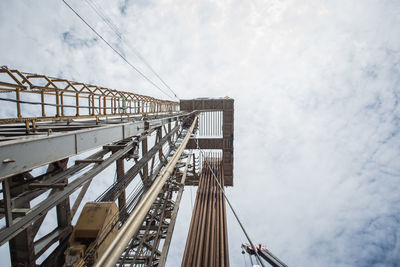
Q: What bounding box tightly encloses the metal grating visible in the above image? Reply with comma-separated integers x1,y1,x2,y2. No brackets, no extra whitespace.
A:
197,111,223,138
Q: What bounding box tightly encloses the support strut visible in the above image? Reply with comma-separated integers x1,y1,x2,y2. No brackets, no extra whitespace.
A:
94,116,198,267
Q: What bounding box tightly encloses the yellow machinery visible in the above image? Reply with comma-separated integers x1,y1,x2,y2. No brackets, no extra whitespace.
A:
64,202,119,267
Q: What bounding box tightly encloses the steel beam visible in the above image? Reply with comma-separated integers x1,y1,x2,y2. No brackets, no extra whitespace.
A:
70,180,92,219
99,124,179,202
0,140,136,245
33,227,70,260
11,150,108,209
180,98,234,186
186,138,223,149
94,117,198,267
116,157,127,213
2,179,12,227
142,136,149,181
0,113,185,179
7,174,36,266
116,152,190,267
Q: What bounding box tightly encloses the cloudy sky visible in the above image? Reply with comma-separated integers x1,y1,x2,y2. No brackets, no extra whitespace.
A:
1,0,400,266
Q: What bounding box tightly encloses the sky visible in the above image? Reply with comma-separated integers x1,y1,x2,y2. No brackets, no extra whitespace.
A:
1,0,400,266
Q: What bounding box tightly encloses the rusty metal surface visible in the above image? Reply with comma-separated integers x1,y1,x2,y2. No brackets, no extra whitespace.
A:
181,156,229,267
0,67,179,124
180,98,234,186
0,68,235,267
186,138,223,149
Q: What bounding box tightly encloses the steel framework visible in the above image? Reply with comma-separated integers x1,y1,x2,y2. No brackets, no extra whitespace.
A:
0,68,234,267
0,66,178,125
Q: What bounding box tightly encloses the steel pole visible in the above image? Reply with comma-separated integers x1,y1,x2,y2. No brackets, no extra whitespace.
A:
94,117,198,267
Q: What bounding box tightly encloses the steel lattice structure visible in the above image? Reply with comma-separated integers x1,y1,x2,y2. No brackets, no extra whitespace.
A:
0,68,234,267
0,66,178,125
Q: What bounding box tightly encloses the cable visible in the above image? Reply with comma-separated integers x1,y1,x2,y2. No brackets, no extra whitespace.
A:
82,121,186,264
194,135,266,267
190,186,193,211
83,0,122,38
62,0,175,100
249,254,255,266
83,0,179,99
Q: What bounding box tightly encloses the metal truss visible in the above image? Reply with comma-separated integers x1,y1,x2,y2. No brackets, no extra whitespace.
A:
117,152,192,267
0,66,178,124
0,113,183,179
180,98,234,186
0,68,235,267
93,117,198,267
0,112,192,266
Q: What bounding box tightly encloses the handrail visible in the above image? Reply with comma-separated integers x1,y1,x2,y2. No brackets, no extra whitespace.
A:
0,67,179,124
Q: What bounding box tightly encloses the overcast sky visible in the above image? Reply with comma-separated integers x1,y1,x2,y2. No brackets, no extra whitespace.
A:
1,0,400,266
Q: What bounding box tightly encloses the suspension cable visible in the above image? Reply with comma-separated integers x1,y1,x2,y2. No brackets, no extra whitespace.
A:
62,0,175,100
83,0,179,99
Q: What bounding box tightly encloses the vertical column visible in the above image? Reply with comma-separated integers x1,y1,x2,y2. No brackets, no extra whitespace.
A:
8,174,36,267
42,89,46,117
168,120,172,146
47,160,71,235
55,88,60,118
56,195,71,230
116,158,127,212
16,88,21,118
157,127,163,161
222,99,234,186
75,92,80,116
142,137,149,181
2,179,12,227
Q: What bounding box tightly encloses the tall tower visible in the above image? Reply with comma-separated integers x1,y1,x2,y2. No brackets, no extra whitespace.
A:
0,68,234,266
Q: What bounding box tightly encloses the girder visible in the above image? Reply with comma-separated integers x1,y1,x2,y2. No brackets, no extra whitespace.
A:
0,69,234,267
94,117,198,267
0,113,184,179
0,110,188,265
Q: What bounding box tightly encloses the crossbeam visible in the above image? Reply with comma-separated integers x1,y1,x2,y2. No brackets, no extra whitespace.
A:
0,114,183,179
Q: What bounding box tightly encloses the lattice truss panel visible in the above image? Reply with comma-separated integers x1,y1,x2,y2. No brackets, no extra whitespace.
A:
0,69,234,267
0,66,178,124
0,68,192,267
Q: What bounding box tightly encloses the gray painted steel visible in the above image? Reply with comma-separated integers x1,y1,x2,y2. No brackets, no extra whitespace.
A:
0,140,136,245
0,113,183,179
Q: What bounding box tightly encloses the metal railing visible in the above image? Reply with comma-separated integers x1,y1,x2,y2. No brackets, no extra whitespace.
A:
0,66,179,124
